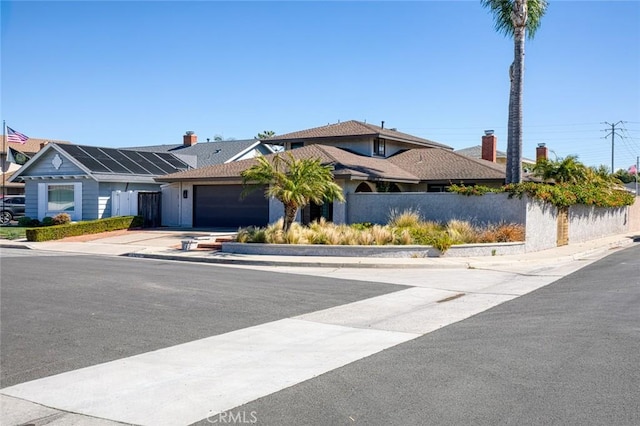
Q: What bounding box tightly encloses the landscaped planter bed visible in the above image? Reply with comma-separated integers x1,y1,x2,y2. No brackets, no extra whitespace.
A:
221,241,525,258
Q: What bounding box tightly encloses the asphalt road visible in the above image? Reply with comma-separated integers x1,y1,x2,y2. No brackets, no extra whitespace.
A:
217,244,640,426
0,249,407,388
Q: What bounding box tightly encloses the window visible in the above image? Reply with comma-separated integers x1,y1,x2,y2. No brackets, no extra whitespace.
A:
38,182,82,220
427,185,447,193
290,142,304,150
48,184,75,212
373,138,386,156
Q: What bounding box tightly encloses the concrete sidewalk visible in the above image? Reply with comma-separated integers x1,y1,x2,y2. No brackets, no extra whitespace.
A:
2,230,638,426
1,229,638,269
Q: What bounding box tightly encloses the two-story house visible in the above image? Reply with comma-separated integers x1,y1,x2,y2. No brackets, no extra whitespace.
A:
156,120,507,228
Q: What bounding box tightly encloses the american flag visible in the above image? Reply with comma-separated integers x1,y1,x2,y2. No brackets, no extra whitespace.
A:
7,126,29,144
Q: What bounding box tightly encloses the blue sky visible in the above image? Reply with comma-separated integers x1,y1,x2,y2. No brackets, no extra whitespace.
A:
2,1,639,170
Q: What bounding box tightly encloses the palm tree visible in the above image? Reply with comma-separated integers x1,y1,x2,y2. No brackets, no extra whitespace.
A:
481,0,548,184
533,155,587,184
241,153,345,232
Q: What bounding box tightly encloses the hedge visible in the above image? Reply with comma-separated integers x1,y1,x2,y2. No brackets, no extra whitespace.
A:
26,216,144,242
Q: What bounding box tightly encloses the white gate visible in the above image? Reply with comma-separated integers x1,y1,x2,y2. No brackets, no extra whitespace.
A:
111,190,138,217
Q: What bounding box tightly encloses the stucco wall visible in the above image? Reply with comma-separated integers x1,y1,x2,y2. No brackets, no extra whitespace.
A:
569,204,629,243
524,199,558,252
346,192,526,225
628,198,640,232
298,136,372,157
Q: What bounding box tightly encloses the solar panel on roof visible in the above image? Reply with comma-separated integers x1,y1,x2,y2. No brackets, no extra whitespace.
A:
107,150,151,174
58,145,111,173
121,151,167,175
156,152,189,169
137,151,180,174
57,144,187,176
81,146,132,174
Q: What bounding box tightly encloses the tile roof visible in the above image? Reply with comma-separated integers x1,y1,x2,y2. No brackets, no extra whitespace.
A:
268,120,452,150
157,145,420,183
1,137,71,155
388,149,506,181
127,139,267,168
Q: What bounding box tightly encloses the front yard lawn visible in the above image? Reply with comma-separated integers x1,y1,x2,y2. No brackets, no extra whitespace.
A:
0,226,27,240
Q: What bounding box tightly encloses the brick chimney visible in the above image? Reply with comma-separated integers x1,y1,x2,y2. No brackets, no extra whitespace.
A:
481,130,497,162
183,131,197,147
536,143,548,162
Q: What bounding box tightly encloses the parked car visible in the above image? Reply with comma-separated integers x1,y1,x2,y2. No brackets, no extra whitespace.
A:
0,196,25,225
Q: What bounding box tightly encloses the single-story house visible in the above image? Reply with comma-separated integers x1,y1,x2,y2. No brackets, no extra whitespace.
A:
9,143,191,221
156,120,508,228
1,136,72,196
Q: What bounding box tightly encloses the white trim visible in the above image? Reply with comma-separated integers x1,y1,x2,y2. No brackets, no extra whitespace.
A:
38,182,83,221
224,141,275,163
74,182,83,220
9,144,95,183
37,183,46,220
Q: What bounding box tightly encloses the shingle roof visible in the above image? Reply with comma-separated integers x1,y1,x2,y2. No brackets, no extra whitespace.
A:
388,149,506,181
455,145,507,159
268,120,452,150
456,145,536,164
1,137,71,155
157,145,420,183
127,139,267,168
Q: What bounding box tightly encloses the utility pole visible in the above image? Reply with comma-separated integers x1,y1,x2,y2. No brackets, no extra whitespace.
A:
636,156,639,198
602,121,624,172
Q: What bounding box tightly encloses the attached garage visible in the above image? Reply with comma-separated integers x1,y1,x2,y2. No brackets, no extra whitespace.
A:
193,185,268,228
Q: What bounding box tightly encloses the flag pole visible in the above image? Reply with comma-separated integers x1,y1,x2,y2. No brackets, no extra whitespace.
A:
2,120,6,218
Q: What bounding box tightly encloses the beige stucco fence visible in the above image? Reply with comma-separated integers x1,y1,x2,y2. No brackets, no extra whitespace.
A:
345,192,639,253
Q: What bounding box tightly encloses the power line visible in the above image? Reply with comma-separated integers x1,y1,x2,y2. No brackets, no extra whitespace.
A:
602,121,625,172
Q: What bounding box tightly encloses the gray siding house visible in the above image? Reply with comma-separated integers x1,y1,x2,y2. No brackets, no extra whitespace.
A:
9,143,190,221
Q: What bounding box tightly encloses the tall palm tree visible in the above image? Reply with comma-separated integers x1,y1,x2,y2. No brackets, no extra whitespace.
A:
241,153,345,232
481,0,548,184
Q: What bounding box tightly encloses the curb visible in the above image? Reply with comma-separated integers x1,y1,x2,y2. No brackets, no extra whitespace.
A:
126,252,468,269
3,235,637,269
0,242,32,250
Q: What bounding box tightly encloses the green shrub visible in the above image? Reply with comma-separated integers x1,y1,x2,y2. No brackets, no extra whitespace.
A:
448,184,502,196
504,182,634,208
449,179,635,209
431,233,453,252
18,217,40,227
26,216,143,242
41,217,54,227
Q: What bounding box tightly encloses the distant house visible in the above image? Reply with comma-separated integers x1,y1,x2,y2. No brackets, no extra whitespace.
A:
156,120,508,228
9,143,190,221
1,136,72,196
127,132,275,168
455,131,537,170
